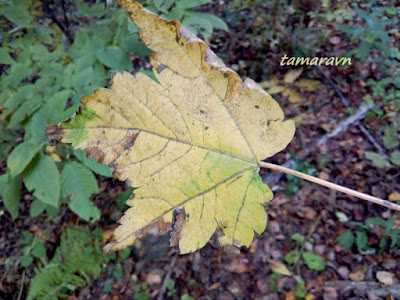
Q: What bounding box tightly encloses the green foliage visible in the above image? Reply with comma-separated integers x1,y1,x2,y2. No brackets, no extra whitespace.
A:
27,226,104,300
18,231,47,269
336,217,400,254
61,162,100,221
336,2,397,60
302,252,325,271
294,277,307,298
365,151,386,168
284,232,326,272
142,0,228,41
132,275,151,300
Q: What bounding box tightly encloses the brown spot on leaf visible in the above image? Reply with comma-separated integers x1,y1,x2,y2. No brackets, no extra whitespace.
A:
156,64,167,73
170,209,185,247
123,133,138,150
45,125,64,141
86,147,105,163
138,218,171,239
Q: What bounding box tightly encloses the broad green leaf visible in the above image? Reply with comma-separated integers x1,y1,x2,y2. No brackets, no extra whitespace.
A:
383,127,399,149
184,11,229,32
0,175,21,220
2,4,33,26
302,252,325,271
23,154,60,207
336,230,354,251
61,162,100,221
356,231,368,252
0,48,15,65
73,149,113,177
290,233,305,244
96,46,132,71
175,0,212,9
390,151,400,165
8,93,43,128
7,140,45,177
365,151,386,168
21,255,33,267
51,1,295,253
284,249,300,264
30,198,47,218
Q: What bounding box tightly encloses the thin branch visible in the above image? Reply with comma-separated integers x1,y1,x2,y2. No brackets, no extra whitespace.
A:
16,270,25,300
42,0,73,43
316,103,374,147
317,66,390,160
259,161,400,212
157,251,179,300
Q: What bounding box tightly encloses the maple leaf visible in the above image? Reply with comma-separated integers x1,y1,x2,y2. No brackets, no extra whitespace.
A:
48,0,295,254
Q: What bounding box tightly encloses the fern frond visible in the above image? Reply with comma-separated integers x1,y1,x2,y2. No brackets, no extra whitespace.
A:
27,226,104,300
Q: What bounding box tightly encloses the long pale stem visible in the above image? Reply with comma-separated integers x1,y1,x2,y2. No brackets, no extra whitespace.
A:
259,162,400,212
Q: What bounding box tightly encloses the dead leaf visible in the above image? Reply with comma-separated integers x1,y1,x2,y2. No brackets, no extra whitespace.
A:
268,259,292,276
349,268,366,282
51,0,295,254
294,79,324,92
268,85,286,94
388,192,400,201
282,88,302,103
376,271,394,286
283,68,303,84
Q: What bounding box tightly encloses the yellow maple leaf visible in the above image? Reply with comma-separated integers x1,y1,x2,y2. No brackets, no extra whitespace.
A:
49,0,295,254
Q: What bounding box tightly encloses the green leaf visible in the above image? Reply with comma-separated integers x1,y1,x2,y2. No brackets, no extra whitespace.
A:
357,41,371,59
154,0,175,12
61,162,100,221
21,255,33,267
2,4,33,26
7,140,45,177
390,151,400,165
96,46,132,71
73,149,113,177
294,278,307,298
383,127,399,149
0,48,15,65
336,230,354,251
175,0,212,9
290,233,305,244
23,154,61,207
302,252,325,271
185,11,229,32
31,242,46,259
8,93,43,128
19,230,33,245
284,250,300,264
365,151,386,168
120,33,151,56
30,198,47,218
0,175,21,220
355,231,368,252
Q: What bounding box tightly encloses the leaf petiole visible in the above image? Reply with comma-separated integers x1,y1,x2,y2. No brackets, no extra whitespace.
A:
260,162,400,212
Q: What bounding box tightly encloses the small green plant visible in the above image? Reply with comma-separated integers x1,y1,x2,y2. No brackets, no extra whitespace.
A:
284,233,326,271
19,231,48,268
132,275,151,300
167,278,176,297
27,226,104,300
336,2,397,60
336,217,400,254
